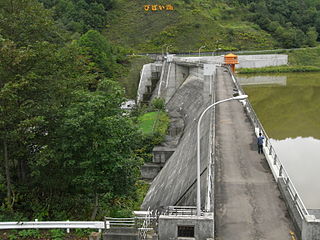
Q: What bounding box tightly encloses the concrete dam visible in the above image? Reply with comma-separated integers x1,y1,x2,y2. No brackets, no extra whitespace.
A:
137,55,320,240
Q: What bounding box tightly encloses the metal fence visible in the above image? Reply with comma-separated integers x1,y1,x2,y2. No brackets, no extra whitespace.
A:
226,67,310,221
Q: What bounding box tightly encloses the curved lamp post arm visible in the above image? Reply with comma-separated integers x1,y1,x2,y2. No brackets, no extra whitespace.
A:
198,46,205,63
196,95,248,216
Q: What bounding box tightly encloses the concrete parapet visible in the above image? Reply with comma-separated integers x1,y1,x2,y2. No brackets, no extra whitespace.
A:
277,178,303,236
158,213,214,240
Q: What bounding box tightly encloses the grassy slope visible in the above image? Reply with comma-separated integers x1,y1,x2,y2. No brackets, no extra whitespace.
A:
104,0,276,52
138,111,169,135
288,47,320,66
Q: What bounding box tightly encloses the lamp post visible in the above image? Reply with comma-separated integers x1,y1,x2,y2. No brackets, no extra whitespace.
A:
198,46,205,63
196,94,248,216
166,45,172,55
161,44,167,57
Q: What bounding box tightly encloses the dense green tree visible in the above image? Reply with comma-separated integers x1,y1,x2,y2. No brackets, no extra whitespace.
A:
0,0,62,46
77,30,128,80
0,0,142,221
35,80,143,219
39,0,113,33
246,0,320,47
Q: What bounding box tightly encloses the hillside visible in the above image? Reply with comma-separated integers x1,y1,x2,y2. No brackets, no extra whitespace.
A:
104,0,276,52
37,0,320,52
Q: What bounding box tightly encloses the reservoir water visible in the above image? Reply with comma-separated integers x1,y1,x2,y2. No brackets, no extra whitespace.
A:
238,72,320,209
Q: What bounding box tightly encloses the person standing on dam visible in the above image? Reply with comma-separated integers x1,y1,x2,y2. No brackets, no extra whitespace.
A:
257,132,264,154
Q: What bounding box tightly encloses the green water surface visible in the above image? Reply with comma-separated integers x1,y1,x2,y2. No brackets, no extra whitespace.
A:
241,72,320,140
240,72,320,209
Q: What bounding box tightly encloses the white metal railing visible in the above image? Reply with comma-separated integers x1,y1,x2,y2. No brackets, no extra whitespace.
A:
138,207,155,240
226,67,310,220
0,220,106,232
104,217,136,228
163,206,198,216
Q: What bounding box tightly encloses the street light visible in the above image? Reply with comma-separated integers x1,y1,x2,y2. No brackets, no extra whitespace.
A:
166,45,172,55
161,44,167,57
196,94,248,216
198,46,206,63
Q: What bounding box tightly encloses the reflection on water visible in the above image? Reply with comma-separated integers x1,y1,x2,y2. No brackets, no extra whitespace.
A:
240,72,320,209
271,137,320,209
238,76,287,86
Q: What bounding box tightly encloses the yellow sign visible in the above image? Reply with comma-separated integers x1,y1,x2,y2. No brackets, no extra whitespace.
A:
144,4,174,11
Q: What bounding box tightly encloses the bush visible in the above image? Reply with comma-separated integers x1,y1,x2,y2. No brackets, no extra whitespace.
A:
18,229,41,239
151,98,165,111
49,229,65,240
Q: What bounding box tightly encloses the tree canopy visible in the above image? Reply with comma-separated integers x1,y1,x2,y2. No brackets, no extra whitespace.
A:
0,0,142,221
245,0,320,47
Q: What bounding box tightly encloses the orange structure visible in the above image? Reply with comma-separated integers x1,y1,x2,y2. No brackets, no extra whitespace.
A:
224,53,239,73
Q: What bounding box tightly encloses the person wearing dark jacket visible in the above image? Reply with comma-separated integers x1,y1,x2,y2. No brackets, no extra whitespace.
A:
257,133,264,154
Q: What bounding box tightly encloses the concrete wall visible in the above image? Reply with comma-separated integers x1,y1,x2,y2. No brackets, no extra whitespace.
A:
164,63,189,103
137,62,162,104
158,213,214,240
137,64,152,104
237,54,288,68
142,67,212,209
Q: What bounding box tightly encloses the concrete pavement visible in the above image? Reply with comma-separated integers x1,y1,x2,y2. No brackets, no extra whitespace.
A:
214,67,296,240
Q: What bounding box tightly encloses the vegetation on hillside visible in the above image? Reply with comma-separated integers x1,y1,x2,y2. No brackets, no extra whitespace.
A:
241,0,320,48
34,0,320,52
103,0,276,52
39,0,114,33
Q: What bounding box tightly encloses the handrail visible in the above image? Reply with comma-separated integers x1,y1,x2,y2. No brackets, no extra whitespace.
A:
0,221,105,231
225,66,310,220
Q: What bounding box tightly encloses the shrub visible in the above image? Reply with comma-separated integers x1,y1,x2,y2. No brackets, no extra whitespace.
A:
151,98,165,111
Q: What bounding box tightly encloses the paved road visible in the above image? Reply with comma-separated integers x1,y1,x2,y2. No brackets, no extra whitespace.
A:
214,67,296,240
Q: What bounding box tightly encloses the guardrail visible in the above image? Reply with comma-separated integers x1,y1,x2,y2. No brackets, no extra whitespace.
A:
0,220,105,232
226,67,310,221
